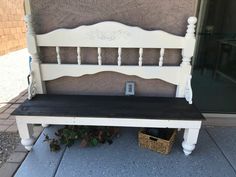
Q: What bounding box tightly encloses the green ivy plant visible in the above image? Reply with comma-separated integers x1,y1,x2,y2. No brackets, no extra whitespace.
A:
44,126,119,152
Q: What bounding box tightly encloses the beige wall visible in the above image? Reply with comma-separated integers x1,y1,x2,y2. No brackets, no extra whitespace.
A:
31,0,198,96
0,0,26,56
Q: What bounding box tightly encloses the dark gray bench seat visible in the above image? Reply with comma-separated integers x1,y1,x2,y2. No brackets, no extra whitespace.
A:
12,94,205,121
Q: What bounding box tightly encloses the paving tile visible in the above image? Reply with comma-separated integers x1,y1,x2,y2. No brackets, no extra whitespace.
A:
6,123,18,133
0,119,15,125
207,127,236,171
19,90,27,96
7,152,27,163
3,108,15,114
14,94,23,100
14,144,28,153
0,113,10,119
0,162,20,177
16,99,26,103
8,95,22,104
0,104,11,113
0,125,10,132
14,126,66,177
8,116,16,120
9,104,20,109
21,95,28,99
8,98,18,104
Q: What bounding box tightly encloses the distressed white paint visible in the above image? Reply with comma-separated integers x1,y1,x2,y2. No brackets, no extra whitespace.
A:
186,17,197,38
138,48,143,66
15,115,201,155
117,47,122,66
182,128,200,155
29,17,197,101
185,75,193,104
42,124,49,128
181,17,197,67
77,47,81,65
16,118,34,150
27,71,36,100
21,138,34,151
56,46,61,64
176,17,197,103
34,18,197,101
24,14,46,98
41,64,182,85
16,116,202,129
176,65,191,98
36,22,186,48
98,47,102,65
159,48,165,66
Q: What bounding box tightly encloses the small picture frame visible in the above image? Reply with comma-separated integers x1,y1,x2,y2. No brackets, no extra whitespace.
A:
125,81,135,96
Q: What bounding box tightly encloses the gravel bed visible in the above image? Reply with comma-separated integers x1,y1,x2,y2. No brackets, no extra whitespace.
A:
0,132,20,168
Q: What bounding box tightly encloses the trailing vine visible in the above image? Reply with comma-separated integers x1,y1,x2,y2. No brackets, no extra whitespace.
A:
44,126,119,152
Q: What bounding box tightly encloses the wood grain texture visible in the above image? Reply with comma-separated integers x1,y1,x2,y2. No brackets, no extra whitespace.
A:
30,0,197,96
36,22,186,48
40,64,182,85
12,94,204,120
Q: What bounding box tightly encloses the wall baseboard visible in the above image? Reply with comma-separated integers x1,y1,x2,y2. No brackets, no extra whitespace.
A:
203,113,236,127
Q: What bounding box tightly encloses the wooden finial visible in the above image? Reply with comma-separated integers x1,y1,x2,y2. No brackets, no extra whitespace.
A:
185,17,197,38
24,0,32,15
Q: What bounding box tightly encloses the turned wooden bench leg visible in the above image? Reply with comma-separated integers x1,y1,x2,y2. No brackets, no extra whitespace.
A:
182,128,200,156
16,119,34,151
42,124,49,128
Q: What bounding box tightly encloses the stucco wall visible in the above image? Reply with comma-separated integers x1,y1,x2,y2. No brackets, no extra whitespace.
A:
31,0,198,96
0,0,26,56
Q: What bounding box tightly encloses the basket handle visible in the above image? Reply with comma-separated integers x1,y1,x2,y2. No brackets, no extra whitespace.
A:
149,137,158,141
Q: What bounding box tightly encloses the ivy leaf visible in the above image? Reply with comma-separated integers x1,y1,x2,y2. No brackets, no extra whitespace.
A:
63,129,71,137
49,139,61,152
43,134,50,142
90,138,98,146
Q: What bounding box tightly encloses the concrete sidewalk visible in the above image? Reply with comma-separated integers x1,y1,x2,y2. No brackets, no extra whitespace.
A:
15,126,236,177
0,49,29,103
0,48,29,132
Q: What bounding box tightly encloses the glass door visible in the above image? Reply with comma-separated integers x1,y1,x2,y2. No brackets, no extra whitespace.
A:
192,0,236,113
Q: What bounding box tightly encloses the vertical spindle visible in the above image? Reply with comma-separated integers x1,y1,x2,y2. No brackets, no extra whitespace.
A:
56,46,61,64
118,47,122,66
98,47,102,65
77,47,81,65
159,48,165,66
139,48,143,66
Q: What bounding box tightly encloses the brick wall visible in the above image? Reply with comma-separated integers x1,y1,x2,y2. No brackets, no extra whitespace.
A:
0,0,26,56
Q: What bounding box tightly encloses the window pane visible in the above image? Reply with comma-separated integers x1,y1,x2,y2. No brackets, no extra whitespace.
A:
193,0,236,113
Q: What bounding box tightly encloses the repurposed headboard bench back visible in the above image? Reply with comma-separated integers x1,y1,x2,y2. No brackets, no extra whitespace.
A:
25,15,197,103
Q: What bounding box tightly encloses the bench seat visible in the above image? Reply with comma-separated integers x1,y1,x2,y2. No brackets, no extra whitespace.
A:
12,94,204,121
12,95,204,155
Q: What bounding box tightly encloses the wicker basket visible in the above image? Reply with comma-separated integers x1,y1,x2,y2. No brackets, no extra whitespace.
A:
138,129,177,155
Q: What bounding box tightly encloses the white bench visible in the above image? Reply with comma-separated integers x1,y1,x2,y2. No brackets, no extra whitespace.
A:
12,15,205,156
